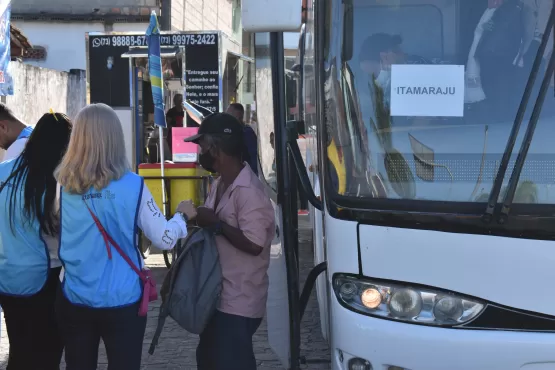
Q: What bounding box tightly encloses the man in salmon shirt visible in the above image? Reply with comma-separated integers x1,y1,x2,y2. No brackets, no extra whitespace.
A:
184,112,275,370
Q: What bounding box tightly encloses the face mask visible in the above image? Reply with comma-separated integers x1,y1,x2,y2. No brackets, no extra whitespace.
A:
199,152,216,173
375,69,391,89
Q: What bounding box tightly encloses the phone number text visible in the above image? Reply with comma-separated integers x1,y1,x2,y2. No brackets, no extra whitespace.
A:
91,34,217,48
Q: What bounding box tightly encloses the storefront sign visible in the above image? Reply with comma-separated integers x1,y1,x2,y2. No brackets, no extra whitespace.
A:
0,0,12,96
390,64,464,117
88,32,220,112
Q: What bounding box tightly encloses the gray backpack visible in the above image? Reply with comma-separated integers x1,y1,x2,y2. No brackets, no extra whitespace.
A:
148,227,222,355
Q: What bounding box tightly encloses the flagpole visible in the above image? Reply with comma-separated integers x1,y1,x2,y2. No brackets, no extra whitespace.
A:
147,11,168,218
159,126,167,217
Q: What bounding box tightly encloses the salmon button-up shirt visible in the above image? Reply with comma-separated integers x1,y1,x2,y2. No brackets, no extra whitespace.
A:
204,164,275,318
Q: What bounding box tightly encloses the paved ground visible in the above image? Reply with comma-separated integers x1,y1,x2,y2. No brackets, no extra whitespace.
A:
0,216,331,369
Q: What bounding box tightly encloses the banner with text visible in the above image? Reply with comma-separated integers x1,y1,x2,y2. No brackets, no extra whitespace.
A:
88,32,220,112
0,0,12,96
390,64,464,117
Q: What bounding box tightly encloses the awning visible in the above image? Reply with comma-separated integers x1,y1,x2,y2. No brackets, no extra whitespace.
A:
227,51,254,63
121,46,183,59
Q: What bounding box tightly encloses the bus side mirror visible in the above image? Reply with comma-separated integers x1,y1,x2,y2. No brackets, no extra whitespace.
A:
242,0,302,32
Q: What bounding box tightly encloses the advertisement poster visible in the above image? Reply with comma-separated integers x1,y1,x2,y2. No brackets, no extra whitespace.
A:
88,32,220,112
0,0,12,96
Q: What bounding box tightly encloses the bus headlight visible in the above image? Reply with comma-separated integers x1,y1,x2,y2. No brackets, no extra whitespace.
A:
389,289,423,318
433,296,464,321
333,275,485,326
361,288,382,309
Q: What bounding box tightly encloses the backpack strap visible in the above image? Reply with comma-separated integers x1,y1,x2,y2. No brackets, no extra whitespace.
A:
149,310,169,355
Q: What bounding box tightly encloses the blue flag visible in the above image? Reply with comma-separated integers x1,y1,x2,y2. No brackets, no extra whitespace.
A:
0,0,13,96
146,11,166,128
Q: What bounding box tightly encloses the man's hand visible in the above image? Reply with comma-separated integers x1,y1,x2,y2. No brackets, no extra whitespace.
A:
195,206,219,227
177,200,197,220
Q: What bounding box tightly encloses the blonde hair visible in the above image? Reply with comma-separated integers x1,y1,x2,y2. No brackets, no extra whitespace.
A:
55,103,130,194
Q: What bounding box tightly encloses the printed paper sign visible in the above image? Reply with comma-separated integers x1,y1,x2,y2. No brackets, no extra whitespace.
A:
172,127,199,163
390,64,465,117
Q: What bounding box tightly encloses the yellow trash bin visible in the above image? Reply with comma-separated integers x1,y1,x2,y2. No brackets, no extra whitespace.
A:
138,163,209,215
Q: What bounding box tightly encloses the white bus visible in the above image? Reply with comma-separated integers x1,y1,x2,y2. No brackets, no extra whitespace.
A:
246,1,555,370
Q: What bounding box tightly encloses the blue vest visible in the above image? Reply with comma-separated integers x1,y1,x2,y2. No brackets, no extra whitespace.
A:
0,159,50,296
59,172,144,308
17,126,33,140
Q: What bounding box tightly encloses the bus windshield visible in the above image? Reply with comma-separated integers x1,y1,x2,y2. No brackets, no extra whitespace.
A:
326,0,555,207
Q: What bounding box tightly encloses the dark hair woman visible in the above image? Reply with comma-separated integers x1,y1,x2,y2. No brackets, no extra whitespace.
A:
0,110,72,370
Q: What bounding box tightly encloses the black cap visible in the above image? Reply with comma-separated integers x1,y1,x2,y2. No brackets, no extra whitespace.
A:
184,112,243,143
359,33,402,63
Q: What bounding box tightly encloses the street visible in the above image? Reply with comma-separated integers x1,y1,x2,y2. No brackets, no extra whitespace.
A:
0,216,331,370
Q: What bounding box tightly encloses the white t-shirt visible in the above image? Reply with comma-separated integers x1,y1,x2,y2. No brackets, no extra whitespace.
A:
3,137,28,161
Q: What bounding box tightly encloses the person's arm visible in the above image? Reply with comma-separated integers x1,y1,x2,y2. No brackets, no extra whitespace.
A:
54,183,191,251
196,188,274,256
219,221,263,256
230,189,274,255
196,208,265,255
137,186,189,250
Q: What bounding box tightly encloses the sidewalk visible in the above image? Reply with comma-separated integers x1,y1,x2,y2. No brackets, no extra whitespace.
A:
0,215,331,369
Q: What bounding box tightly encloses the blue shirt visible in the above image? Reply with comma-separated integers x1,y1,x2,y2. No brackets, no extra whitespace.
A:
17,126,33,140
243,125,258,176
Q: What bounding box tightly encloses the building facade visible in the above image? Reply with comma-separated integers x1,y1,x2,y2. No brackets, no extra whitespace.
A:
11,0,156,71
171,0,238,36
12,0,253,114
170,0,254,116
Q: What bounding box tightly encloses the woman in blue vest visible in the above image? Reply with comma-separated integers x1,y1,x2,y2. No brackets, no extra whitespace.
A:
55,103,197,370
0,111,72,370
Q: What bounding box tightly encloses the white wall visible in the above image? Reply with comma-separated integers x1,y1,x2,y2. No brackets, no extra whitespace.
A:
0,61,87,160
13,21,148,72
171,0,233,35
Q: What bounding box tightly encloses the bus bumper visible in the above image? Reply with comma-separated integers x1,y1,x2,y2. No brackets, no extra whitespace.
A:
330,298,555,370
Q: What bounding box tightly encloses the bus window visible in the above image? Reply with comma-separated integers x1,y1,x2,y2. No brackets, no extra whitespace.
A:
323,0,555,206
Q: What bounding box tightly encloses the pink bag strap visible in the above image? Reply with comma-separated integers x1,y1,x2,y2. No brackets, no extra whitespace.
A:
83,200,145,280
